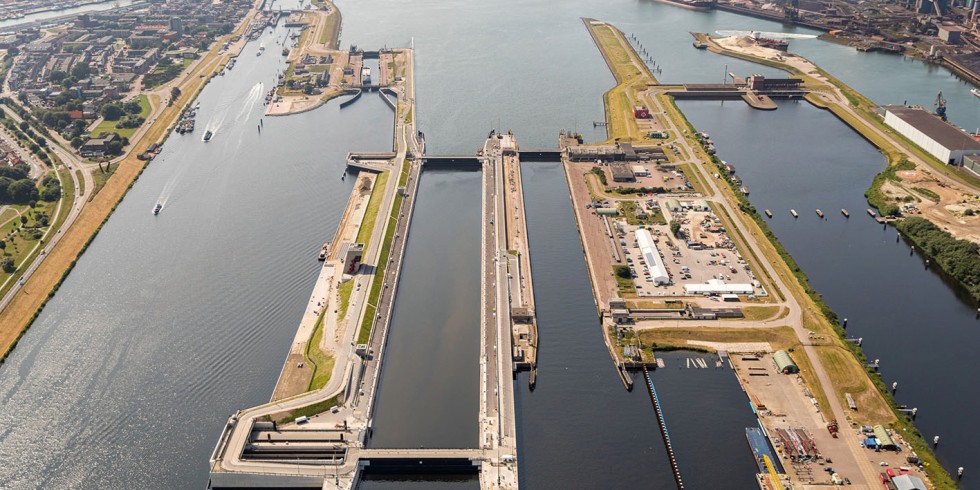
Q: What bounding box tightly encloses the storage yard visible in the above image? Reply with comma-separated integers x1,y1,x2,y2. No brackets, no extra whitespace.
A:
583,190,763,301
731,354,929,489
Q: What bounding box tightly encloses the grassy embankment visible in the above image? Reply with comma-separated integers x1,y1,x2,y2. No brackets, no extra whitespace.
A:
335,171,389,323
738,305,784,322
317,5,341,49
356,161,408,344
304,309,335,391
90,94,152,140
311,170,392,387
88,162,117,201
0,15,253,364
686,35,958,487
583,19,658,144
272,394,342,424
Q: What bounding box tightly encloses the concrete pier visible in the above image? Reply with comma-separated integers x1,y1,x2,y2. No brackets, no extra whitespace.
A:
210,49,526,489
478,130,520,489
501,139,538,383
209,48,427,490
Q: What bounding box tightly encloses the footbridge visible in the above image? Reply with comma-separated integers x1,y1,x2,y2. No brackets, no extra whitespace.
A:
517,150,563,161
422,155,483,166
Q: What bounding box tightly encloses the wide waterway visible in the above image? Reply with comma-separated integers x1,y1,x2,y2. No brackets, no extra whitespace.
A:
679,98,980,486
652,351,760,490
0,23,392,488
368,166,482,449
0,0,978,487
0,0,137,30
516,161,672,489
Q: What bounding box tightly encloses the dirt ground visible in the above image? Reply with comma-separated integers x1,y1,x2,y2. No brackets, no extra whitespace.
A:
565,161,619,308
734,355,922,488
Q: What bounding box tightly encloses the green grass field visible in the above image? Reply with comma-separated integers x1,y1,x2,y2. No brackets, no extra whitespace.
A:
356,171,389,245
90,95,152,140
305,311,335,391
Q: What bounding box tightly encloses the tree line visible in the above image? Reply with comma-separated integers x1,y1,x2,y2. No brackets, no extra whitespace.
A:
896,217,980,302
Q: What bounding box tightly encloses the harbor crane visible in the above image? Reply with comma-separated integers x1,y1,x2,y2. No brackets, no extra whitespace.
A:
935,91,947,121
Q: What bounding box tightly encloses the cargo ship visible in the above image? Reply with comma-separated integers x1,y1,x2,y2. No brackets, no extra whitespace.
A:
754,36,789,51
654,0,715,11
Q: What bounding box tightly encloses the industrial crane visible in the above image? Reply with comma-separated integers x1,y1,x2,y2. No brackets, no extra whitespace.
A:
935,91,947,121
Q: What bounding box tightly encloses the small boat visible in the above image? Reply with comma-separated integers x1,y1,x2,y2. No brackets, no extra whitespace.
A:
764,209,772,218
816,209,824,218
153,203,162,215
203,130,213,142
790,209,798,218
972,88,980,99
867,208,876,217
841,208,849,218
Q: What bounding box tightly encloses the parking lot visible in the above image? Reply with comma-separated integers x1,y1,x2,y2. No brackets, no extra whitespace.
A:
605,163,693,192
615,199,760,298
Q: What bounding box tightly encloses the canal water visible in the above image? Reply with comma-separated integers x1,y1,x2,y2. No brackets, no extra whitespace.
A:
0,0,977,487
341,0,979,483
652,351,760,490
338,0,977,148
515,161,672,489
0,0,137,30
678,98,980,486
368,167,482,449
0,23,392,488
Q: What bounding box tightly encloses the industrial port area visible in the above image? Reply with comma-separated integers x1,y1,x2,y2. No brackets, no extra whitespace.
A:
0,0,979,488
654,0,980,86
208,16,976,488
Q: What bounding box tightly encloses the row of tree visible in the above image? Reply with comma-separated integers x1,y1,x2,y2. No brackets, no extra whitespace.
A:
0,164,61,204
896,217,980,302
0,176,38,204
0,164,37,203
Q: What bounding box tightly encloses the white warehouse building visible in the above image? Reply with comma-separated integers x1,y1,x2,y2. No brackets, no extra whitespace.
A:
635,229,669,285
882,106,980,165
685,279,754,296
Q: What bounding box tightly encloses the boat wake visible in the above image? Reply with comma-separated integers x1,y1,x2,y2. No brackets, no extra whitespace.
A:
156,163,187,210
201,111,226,141
236,82,264,124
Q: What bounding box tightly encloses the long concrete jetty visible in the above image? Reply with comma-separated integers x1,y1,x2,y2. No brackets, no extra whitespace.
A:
500,137,538,385
210,47,529,488
477,130,521,489
208,48,425,490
